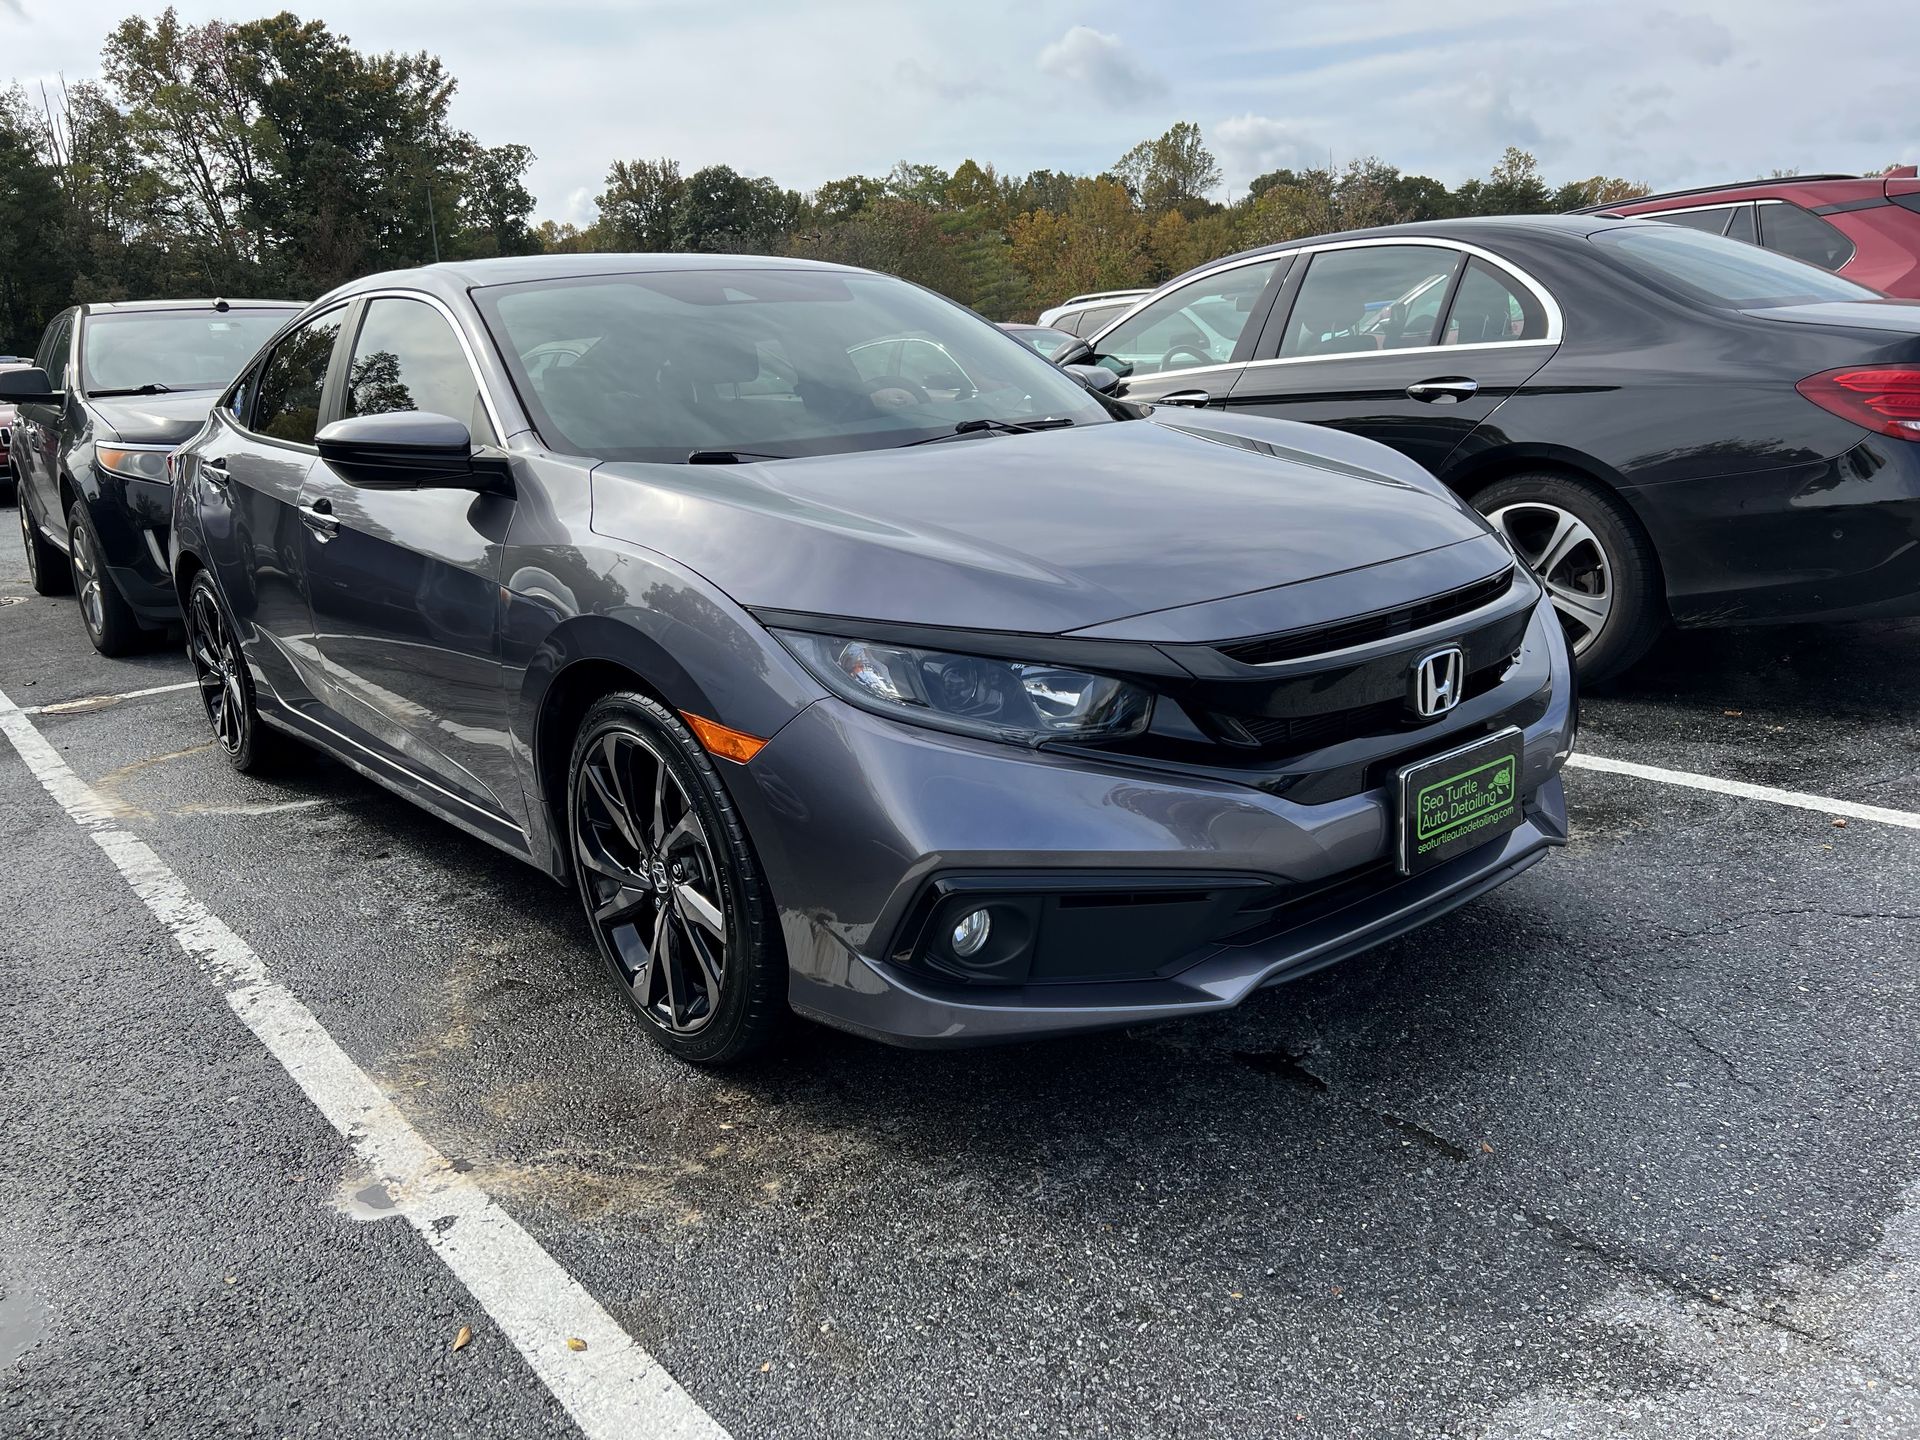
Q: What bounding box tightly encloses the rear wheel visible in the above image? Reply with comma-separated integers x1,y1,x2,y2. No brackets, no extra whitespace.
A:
567,692,786,1065
1474,471,1663,683
20,492,70,596
187,570,274,772
67,499,146,656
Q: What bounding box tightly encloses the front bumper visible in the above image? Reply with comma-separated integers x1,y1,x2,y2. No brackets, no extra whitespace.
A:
732,607,1577,1048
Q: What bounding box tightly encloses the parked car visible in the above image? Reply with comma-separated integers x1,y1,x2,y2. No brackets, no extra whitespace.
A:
0,358,31,503
1036,289,1151,336
170,253,1575,1064
1582,168,1920,298
997,322,1080,359
1062,216,1920,680
4,299,303,653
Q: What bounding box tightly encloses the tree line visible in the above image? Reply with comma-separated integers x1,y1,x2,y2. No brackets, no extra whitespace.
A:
1,8,1651,356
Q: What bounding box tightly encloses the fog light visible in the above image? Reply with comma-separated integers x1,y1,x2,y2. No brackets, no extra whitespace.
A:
950,909,992,957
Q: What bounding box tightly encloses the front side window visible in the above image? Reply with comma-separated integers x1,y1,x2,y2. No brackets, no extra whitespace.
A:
1094,261,1280,375
252,310,345,445
81,308,296,395
344,298,496,443
36,312,73,389
1759,202,1856,271
1593,224,1873,307
1278,247,1462,358
477,268,1111,463
1442,258,1550,345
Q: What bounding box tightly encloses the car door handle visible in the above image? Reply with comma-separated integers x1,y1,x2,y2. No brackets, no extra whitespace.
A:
1407,377,1478,404
300,497,340,540
1153,390,1211,409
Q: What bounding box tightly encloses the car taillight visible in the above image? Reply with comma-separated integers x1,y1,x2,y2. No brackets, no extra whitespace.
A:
1796,366,1920,440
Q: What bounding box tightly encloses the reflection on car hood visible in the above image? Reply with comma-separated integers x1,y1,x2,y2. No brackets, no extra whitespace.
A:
89,390,221,445
591,414,1500,638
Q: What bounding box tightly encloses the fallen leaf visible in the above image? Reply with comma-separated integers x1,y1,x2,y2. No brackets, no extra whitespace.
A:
759,1362,772,1373
224,1276,237,1286
1229,1292,1243,1299
452,1325,472,1352
1722,709,1743,718
566,1336,588,1353
1480,1140,1495,1154
1832,818,1849,829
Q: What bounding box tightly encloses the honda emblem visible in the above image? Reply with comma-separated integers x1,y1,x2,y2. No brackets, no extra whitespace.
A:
1411,646,1465,718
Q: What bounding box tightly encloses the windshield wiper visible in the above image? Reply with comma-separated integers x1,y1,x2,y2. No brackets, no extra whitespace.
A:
687,449,789,464
90,383,176,397
898,416,1076,448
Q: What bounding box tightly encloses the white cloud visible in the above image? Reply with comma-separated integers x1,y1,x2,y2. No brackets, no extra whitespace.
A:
1035,26,1167,103
1647,9,1735,65
1213,114,1319,184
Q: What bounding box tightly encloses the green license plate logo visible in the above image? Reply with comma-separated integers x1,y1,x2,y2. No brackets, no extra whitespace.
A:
1413,753,1518,854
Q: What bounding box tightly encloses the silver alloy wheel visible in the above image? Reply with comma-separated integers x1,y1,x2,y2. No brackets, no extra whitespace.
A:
1484,501,1614,655
574,727,728,1034
70,515,104,639
188,585,249,755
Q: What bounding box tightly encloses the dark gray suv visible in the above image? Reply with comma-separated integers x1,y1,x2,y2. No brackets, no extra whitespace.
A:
169,254,1576,1064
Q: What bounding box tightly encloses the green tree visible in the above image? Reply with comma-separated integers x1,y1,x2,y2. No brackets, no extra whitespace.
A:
594,156,682,250
1112,121,1221,214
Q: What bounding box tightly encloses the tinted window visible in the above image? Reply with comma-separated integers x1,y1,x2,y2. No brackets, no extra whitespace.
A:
1652,206,1735,236
1442,258,1549,345
1760,202,1856,271
252,311,344,444
35,313,72,389
477,268,1110,463
1073,302,1130,336
1724,203,1757,245
81,309,294,393
345,298,495,443
1095,261,1280,375
1279,247,1461,357
1592,225,1874,307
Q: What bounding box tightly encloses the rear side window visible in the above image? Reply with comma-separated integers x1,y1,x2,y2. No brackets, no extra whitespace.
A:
1652,206,1737,236
1278,246,1461,357
1442,259,1549,345
1723,203,1757,245
344,298,496,444
1592,225,1874,307
1073,303,1130,336
252,310,344,444
1759,202,1856,271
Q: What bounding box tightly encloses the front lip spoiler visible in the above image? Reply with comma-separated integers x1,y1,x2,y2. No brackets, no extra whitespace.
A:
787,780,1566,1049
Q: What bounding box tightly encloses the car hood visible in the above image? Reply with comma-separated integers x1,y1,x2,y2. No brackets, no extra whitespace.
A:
590,415,1502,640
1743,299,1920,334
89,390,221,446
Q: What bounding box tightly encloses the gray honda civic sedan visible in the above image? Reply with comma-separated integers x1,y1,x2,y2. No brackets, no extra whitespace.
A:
169,253,1576,1064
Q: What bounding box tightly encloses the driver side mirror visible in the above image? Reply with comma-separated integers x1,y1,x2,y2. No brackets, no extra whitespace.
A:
0,366,60,403
315,412,512,495
1063,363,1121,395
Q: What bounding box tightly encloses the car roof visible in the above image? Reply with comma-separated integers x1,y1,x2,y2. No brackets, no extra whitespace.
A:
1158,213,1645,289
317,252,863,307
78,298,302,315
1571,174,1878,214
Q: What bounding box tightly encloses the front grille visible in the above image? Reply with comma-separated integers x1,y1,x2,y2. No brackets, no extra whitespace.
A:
1208,655,1512,753
1217,568,1515,667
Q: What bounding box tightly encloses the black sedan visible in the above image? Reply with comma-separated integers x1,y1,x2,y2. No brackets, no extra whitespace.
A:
1065,217,1920,679
3,299,302,653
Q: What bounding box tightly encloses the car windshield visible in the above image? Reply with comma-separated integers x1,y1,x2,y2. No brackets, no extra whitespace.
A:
1591,225,1876,308
478,267,1113,462
82,309,296,393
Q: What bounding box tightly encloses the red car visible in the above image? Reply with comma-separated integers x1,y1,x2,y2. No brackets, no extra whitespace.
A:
1585,167,1920,297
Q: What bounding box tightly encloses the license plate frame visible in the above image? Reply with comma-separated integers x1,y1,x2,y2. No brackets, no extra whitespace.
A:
1395,727,1525,876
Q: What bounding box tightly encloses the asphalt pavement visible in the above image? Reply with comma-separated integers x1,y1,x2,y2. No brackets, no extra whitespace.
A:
1,519,1916,1440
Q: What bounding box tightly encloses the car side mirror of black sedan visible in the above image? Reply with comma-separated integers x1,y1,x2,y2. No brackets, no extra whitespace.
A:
1063,363,1121,394
316,412,513,496
0,366,61,403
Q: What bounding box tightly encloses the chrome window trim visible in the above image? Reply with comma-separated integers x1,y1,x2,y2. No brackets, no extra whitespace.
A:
346,288,513,442
1090,236,1564,371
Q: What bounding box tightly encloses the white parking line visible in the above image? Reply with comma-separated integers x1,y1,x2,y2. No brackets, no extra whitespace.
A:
1568,752,1920,831
0,682,729,1440
23,680,198,715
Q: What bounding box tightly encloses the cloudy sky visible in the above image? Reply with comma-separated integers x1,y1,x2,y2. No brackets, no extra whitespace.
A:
5,0,1917,224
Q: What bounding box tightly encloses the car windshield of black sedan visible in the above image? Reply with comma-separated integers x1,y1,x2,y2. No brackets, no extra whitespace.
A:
82,309,294,394
477,269,1114,462
1592,225,1876,309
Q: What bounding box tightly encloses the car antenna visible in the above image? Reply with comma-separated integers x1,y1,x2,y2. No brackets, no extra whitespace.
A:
214,298,230,312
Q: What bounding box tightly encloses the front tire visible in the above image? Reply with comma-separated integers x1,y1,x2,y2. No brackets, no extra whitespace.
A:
1474,471,1663,684
567,692,786,1065
186,570,278,773
67,499,146,656
20,492,71,596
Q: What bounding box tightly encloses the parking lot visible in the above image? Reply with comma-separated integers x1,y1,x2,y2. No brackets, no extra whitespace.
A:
1,526,1916,1438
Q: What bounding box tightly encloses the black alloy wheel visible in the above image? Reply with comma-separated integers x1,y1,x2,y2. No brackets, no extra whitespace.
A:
20,491,70,597
187,570,273,772
567,693,784,1065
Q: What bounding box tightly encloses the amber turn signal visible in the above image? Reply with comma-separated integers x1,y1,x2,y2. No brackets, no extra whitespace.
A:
682,711,767,764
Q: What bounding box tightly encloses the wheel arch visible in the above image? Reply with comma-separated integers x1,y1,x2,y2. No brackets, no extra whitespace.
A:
1444,442,1667,589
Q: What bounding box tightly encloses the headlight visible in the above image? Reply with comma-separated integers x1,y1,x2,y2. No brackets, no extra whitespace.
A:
94,445,173,483
775,630,1152,746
